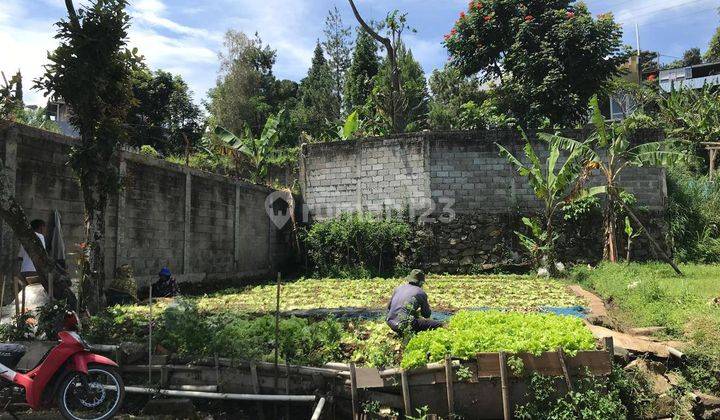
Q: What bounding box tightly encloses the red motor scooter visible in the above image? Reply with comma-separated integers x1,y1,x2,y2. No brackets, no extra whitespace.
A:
0,311,124,420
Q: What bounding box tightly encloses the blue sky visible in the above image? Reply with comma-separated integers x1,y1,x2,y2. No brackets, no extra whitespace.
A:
2,0,719,107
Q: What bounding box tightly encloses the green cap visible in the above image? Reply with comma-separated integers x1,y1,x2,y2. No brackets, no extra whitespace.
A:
407,269,426,284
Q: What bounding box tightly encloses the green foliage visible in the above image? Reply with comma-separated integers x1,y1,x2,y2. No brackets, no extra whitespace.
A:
0,70,24,120
499,131,600,272
368,43,429,133
139,145,159,158
322,7,353,110
294,43,340,139
659,86,720,172
456,99,516,130
667,171,720,263
342,321,403,368
35,300,73,339
215,111,284,183
445,1,626,127
516,372,627,419
401,311,595,369
706,13,720,62
344,28,380,113
209,31,298,149
302,213,412,278
0,313,34,342
572,263,720,394
127,68,202,155
427,64,485,130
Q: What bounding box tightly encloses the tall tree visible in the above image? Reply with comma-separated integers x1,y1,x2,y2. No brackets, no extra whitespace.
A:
209,31,279,137
445,1,626,127
35,0,140,313
128,68,202,155
294,43,340,139
323,7,353,112
682,48,703,66
371,43,429,132
344,28,380,112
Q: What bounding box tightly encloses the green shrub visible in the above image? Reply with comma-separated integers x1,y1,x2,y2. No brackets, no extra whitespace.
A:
401,311,596,369
667,170,720,263
139,144,160,158
516,372,627,419
302,212,412,278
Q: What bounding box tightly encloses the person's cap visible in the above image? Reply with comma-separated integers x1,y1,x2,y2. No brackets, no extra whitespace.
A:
159,267,172,277
407,269,426,284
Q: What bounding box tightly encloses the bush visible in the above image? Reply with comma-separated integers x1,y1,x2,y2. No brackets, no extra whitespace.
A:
302,212,412,278
516,372,627,419
401,311,596,369
667,170,720,263
139,144,160,158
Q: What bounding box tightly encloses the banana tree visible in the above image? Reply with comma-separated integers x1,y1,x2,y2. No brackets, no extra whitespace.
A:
338,110,363,141
498,130,605,276
541,96,689,275
215,111,283,183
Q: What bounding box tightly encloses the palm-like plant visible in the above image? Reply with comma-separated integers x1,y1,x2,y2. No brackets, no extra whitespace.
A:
215,111,283,183
498,131,604,275
542,96,689,275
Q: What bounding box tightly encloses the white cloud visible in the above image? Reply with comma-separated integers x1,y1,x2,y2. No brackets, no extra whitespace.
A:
614,0,718,26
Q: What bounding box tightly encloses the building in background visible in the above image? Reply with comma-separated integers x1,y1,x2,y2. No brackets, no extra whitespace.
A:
45,98,78,138
659,61,720,92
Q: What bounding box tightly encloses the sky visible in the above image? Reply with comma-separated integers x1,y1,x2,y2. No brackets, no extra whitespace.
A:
2,0,719,107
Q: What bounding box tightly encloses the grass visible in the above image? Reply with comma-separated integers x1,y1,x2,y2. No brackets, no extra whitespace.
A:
194,275,584,313
573,263,720,393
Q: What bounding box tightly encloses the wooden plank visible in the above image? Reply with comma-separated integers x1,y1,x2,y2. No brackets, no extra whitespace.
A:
445,356,455,418
499,352,511,420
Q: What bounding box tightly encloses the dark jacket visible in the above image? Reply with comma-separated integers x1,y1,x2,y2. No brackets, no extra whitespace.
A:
386,283,431,331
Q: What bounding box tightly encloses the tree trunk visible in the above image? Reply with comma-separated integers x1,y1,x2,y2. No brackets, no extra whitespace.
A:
79,172,108,314
603,190,618,262
0,150,76,306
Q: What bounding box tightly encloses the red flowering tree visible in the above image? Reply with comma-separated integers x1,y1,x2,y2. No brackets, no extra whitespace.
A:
445,1,627,127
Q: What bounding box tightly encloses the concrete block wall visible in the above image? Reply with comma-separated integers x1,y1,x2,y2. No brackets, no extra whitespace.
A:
301,129,668,218
0,123,290,287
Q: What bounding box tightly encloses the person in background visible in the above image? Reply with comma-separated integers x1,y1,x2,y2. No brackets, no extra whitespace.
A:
151,267,179,298
17,219,47,283
386,269,444,335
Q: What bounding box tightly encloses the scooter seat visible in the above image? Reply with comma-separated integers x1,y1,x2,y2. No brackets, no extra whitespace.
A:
0,344,26,369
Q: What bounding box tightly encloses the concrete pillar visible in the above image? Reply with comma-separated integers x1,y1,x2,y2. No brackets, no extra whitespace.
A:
113,155,127,270
0,126,19,273
182,170,192,274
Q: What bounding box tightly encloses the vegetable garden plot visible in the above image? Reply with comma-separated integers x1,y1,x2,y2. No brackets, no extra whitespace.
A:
195,275,585,313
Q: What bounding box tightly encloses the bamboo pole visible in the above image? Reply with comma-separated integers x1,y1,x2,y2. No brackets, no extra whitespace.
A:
148,285,153,384
498,352,511,420
311,397,326,420
557,347,573,392
123,386,316,402
0,274,5,320
401,369,412,418
274,272,281,394
445,355,455,418
350,362,359,420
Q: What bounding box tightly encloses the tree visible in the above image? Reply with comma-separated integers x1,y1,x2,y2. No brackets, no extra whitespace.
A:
682,48,703,66
323,7,353,112
706,15,720,62
498,131,599,276
370,43,429,132
344,28,380,112
445,1,626,127
35,0,140,313
1,71,24,120
210,31,277,137
639,50,659,74
348,1,412,133
545,96,688,274
294,43,340,139
215,111,283,183
128,67,202,155
428,64,484,129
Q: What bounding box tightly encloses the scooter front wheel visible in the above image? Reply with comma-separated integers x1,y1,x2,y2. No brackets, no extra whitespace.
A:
57,364,125,420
